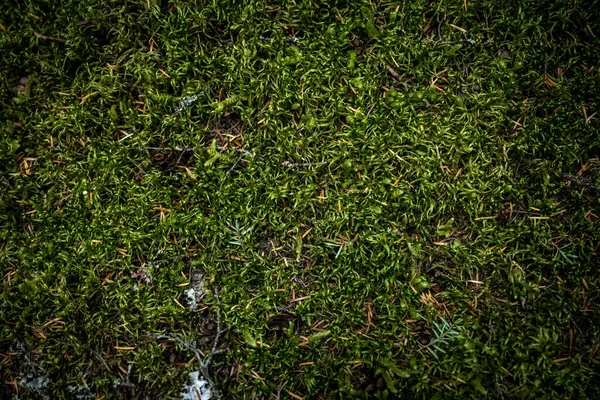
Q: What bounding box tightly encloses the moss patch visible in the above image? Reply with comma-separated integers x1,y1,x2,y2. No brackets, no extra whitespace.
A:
1,0,600,398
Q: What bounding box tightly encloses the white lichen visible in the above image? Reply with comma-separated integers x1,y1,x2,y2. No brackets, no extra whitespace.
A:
175,95,201,113
184,270,206,310
19,374,49,398
180,371,212,400
66,385,95,399
185,288,199,310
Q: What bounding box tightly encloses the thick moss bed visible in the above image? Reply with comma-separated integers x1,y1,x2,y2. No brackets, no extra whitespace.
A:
1,0,599,398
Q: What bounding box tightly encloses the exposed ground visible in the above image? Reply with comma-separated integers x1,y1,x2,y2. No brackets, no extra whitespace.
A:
1,0,600,398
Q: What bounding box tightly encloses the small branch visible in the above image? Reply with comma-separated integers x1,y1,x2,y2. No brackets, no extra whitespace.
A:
92,350,111,372
145,146,195,152
233,148,256,158
568,314,584,335
159,289,226,400
281,161,326,168
384,62,404,82
560,173,600,193
219,153,246,189
384,62,413,88
145,146,255,158
202,290,226,368
33,31,66,44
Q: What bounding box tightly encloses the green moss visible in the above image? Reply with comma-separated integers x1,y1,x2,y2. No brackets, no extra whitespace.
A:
1,0,600,398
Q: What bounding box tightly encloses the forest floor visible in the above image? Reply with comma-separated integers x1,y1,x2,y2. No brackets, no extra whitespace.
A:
1,1,600,398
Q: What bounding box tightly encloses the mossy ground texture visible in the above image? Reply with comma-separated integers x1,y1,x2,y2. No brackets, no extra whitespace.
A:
1,0,600,398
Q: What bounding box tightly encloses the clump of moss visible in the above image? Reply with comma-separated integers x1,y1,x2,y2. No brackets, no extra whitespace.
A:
1,0,599,398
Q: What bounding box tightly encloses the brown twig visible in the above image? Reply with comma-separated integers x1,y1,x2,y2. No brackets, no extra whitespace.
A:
384,62,404,82
33,31,66,44
560,173,600,193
